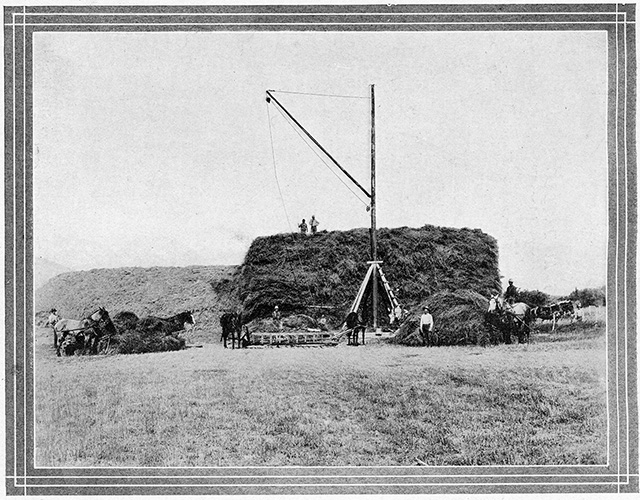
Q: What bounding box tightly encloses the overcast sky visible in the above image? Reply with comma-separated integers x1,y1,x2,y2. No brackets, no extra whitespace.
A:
33,29,608,296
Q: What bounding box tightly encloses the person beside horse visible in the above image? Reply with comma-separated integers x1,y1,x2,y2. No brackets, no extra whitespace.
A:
46,308,61,347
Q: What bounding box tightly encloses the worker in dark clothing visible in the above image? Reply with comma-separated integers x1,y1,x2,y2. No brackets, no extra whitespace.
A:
505,279,518,304
298,219,308,234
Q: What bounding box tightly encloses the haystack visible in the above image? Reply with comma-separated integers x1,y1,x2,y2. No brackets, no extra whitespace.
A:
239,225,501,343
35,265,239,334
391,290,497,347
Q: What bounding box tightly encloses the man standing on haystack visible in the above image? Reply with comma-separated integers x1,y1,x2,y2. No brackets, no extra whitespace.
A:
309,215,319,234
298,219,308,234
420,306,435,346
505,279,518,304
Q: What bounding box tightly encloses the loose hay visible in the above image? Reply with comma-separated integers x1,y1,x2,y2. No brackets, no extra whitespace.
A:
110,328,186,355
390,290,497,347
245,314,325,334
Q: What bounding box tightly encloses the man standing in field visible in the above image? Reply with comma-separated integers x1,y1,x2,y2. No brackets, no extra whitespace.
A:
420,306,435,346
298,219,308,234
47,308,59,327
47,308,60,348
272,305,283,332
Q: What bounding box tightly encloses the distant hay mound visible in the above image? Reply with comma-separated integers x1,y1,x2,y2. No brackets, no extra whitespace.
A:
239,225,501,338
390,290,495,347
35,265,239,335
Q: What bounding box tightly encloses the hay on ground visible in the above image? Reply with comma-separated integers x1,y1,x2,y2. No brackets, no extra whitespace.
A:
391,289,497,347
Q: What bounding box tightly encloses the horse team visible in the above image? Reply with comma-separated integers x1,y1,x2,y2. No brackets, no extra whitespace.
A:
486,295,582,344
47,307,250,356
47,308,196,356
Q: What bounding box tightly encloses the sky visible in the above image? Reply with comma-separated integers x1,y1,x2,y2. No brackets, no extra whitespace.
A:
33,29,608,296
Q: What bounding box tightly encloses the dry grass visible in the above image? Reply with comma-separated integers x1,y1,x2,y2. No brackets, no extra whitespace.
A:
35,322,606,467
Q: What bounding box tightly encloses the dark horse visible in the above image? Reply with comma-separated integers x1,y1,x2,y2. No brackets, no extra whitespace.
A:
487,295,534,344
345,311,366,346
220,312,249,349
54,307,117,356
137,311,196,336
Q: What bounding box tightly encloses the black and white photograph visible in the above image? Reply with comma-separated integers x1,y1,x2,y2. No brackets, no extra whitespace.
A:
4,2,637,496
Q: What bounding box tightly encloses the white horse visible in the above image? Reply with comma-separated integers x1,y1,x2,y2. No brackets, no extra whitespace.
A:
487,294,533,343
53,308,114,356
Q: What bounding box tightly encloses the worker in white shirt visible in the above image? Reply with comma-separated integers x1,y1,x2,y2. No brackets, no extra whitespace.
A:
420,306,435,346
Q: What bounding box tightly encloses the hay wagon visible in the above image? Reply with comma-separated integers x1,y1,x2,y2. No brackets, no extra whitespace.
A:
246,331,339,348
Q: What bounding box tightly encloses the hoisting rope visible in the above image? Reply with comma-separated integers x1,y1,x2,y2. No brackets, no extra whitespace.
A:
266,101,293,232
268,96,370,208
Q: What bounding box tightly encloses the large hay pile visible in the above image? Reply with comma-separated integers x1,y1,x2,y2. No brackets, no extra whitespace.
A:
239,225,501,345
390,289,499,347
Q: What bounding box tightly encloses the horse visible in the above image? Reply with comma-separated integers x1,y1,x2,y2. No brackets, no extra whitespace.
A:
220,312,243,349
531,304,561,331
344,311,366,346
54,307,116,356
137,311,196,336
487,295,533,344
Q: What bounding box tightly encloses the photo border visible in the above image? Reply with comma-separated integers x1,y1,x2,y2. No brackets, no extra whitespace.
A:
4,3,638,495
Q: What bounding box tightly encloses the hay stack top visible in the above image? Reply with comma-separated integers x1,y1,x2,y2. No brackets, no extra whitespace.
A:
239,224,501,322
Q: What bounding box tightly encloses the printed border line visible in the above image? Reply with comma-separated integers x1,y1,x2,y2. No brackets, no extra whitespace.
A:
18,7,626,482
15,472,626,478
11,471,632,487
15,11,627,16
625,3,639,489
2,7,15,492
12,6,628,492
17,4,625,14
12,22,629,26
5,3,636,495
15,18,632,492
14,479,629,488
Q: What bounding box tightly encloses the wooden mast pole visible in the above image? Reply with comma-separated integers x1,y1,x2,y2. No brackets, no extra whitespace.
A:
370,83,378,331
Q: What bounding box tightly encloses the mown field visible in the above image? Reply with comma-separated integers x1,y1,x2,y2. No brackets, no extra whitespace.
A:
35,319,607,467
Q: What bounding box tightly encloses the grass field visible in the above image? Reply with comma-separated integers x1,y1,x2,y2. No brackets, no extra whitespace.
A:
34,319,607,467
